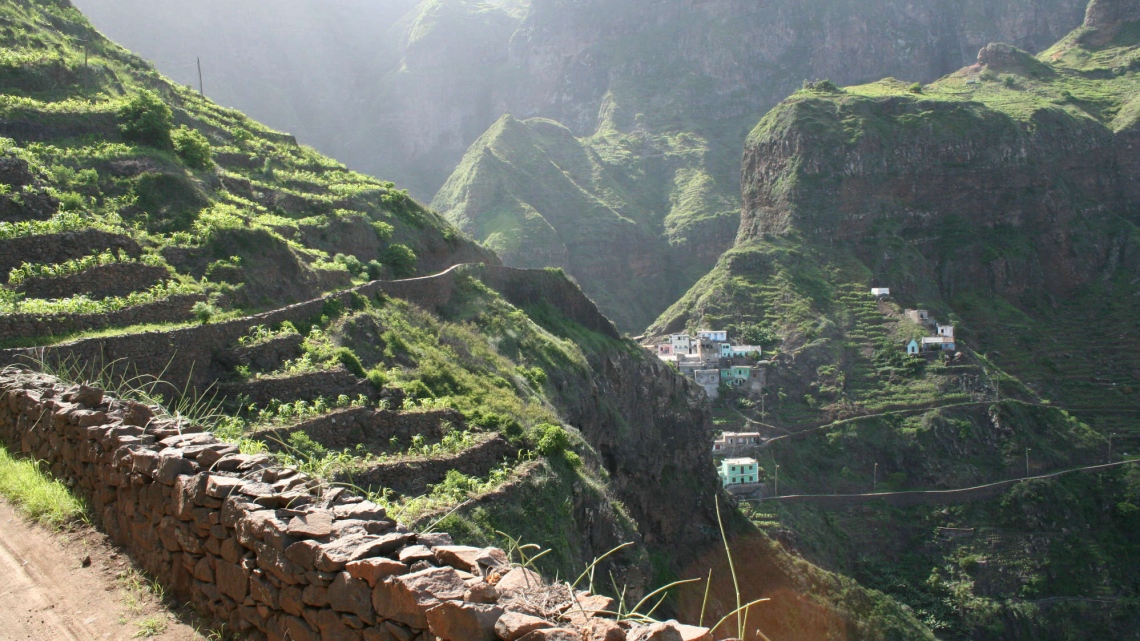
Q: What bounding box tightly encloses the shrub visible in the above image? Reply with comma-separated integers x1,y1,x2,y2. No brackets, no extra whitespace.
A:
383,244,417,278
334,347,366,377
191,300,219,324
908,82,924,94
533,423,570,457
366,260,384,281
172,126,213,169
803,79,841,93
333,253,365,276
366,369,387,390
117,90,173,147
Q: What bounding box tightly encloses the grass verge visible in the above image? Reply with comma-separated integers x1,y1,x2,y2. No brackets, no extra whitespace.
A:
0,444,86,527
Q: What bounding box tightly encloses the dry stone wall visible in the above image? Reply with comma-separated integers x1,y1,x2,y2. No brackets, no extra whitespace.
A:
16,262,171,299
0,370,712,641
0,293,205,344
0,229,141,276
256,408,464,454
0,264,620,396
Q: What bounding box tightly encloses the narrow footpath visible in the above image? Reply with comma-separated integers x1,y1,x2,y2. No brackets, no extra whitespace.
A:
760,459,1140,508
0,500,202,640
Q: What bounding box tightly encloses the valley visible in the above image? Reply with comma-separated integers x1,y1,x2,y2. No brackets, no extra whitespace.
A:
1,0,1138,640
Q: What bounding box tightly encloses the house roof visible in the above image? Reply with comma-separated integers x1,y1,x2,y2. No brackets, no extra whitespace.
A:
724,458,758,466
922,336,955,343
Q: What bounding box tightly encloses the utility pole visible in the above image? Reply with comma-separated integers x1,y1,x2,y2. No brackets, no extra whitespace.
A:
873,462,878,493
1025,447,1031,479
774,464,779,497
1110,433,1117,463
197,57,204,96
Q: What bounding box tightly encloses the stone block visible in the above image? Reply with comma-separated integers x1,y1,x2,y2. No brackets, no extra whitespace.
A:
372,566,468,629
345,558,407,588
315,608,363,641
286,510,334,538
517,630,580,641
328,571,374,620
315,533,408,573
427,601,504,641
496,612,554,641
582,620,626,641
217,559,251,602
280,585,305,616
627,623,683,641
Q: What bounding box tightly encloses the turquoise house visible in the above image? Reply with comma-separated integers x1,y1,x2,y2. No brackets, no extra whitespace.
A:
719,458,759,487
907,339,920,355
720,366,753,387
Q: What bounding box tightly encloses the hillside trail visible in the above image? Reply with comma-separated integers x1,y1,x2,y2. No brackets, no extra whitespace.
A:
0,500,204,641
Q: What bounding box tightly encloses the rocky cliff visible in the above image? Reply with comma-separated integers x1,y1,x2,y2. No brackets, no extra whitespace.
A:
659,0,1140,410
74,0,1091,332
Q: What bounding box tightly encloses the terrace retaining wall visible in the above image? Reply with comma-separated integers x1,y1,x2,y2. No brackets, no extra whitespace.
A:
0,371,707,641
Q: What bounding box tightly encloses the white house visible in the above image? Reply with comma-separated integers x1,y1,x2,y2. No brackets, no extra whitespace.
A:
730,345,763,358
713,432,762,454
697,330,727,343
871,287,890,297
670,334,693,355
937,324,955,338
922,336,957,351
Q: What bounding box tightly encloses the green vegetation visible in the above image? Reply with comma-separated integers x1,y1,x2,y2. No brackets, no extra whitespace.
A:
7,249,167,286
433,114,739,332
0,445,86,528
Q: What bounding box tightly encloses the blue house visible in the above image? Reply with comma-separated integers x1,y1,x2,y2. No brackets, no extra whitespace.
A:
907,339,920,355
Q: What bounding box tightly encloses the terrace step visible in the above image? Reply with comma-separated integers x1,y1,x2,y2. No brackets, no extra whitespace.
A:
0,293,205,345
14,263,170,300
217,365,385,408
0,230,140,276
215,333,306,378
254,406,458,455
338,433,518,499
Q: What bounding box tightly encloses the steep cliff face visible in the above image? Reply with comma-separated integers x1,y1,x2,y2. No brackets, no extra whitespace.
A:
658,3,1140,412
75,0,1090,332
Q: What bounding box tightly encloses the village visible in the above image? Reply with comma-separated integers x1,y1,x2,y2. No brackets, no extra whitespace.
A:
652,287,961,494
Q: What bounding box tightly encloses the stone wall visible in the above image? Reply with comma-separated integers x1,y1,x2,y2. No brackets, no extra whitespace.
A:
217,367,396,409
256,408,464,454
0,370,711,641
0,263,621,396
0,229,141,276
16,263,171,299
338,434,518,499
0,293,205,344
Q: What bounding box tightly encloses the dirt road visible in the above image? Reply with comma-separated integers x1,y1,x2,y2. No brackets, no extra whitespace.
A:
0,500,204,640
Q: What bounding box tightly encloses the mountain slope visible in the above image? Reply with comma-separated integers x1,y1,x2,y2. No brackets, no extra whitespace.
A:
0,4,948,640
651,1,1140,637
72,0,1091,333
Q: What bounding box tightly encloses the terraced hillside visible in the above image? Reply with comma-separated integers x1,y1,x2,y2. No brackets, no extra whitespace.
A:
651,0,1140,638
0,3,955,640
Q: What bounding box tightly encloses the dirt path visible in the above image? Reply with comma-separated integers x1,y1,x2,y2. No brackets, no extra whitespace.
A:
0,500,206,641
760,459,1140,508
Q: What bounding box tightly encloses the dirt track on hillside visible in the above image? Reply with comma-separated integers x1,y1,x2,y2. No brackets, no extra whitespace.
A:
0,500,203,640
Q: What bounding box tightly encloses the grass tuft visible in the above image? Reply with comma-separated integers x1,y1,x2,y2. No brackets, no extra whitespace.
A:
0,445,86,528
